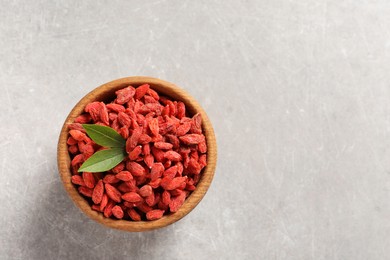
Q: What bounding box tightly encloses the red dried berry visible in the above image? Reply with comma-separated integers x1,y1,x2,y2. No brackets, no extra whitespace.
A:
144,154,154,169
82,172,96,189
122,192,143,203
106,103,126,113
129,145,142,160
135,84,150,100
149,118,159,136
146,209,164,220
112,162,125,174
162,190,171,205
116,171,133,182
105,184,122,203
74,114,91,124
137,202,153,213
126,161,145,177
118,112,131,127
67,137,78,145
150,163,164,180
126,127,142,152
164,151,182,161
92,180,104,204
151,146,165,162
145,193,155,206
176,122,192,136
163,165,178,179
149,178,162,189
104,200,116,218
99,194,108,211
176,101,186,119
69,130,87,142
169,191,186,212
139,185,153,197
99,102,109,125
190,113,202,134
115,86,135,104
103,174,120,184
165,177,187,190
139,134,152,144
179,134,205,145
147,88,160,100
128,208,141,221
154,142,173,150
198,140,207,153
78,186,93,197
85,102,101,122
71,175,85,186
112,205,124,219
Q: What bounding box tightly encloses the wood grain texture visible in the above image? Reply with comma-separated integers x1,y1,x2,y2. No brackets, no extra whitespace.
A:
57,76,217,232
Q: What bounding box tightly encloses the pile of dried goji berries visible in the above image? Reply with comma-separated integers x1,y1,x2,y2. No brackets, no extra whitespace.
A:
67,84,207,221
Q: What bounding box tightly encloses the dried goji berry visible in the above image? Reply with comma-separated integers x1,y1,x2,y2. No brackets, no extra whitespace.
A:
78,186,93,197
176,122,192,136
126,161,145,176
126,126,142,152
103,174,120,184
115,86,135,104
122,192,143,203
128,208,141,221
139,185,153,197
116,171,133,181
165,177,187,190
150,163,164,180
145,193,155,206
82,172,96,189
154,142,173,150
112,205,124,219
179,134,205,145
164,151,182,161
106,103,125,113
190,113,202,134
146,209,164,220
75,114,91,124
162,190,171,205
148,178,161,189
112,162,125,174
105,184,122,203
99,102,109,125
71,175,85,186
176,101,186,119
92,180,104,204
135,84,150,100
67,136,78,145
104,200,116,218
163,165,178,179
144,154,154,169
99,194,108,211
139,134,152,144
169,191,186,212
149,118,159,136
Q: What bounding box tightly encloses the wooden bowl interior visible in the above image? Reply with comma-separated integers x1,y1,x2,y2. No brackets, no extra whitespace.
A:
57,76,217,232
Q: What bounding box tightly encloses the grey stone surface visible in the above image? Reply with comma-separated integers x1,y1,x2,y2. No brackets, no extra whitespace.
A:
1,0,389,259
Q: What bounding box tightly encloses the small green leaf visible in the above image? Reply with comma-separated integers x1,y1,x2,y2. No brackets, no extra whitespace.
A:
82,124,125,148
78,148,126,173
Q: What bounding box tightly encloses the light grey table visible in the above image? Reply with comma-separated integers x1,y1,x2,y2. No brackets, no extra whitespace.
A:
1,1,389,259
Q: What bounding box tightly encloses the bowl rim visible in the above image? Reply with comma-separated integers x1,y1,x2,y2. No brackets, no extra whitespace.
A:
57,76,217,232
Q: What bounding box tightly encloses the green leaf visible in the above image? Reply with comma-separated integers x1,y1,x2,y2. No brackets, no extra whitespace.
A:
78,148,126,172
82,124,125,148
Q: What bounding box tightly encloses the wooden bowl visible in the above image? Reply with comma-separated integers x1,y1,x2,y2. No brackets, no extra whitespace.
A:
57,76,217,232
